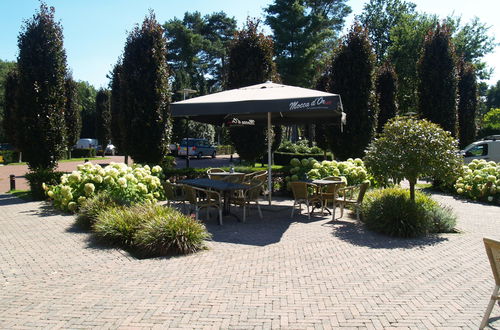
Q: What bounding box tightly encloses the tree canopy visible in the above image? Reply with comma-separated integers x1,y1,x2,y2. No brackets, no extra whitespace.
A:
265,0,351,87
375,61,398,132
64,76,81,150
364,117,462,201
0,60,16,142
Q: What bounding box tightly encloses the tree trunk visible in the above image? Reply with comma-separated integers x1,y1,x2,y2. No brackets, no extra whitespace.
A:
124,155,128,165
409,177,417,202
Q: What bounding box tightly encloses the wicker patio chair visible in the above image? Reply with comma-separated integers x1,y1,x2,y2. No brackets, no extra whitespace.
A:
207,168,227,180
290,181,323,219
480,237,500,329
318,176,345,217
183,185,223,225
334,181,370,220
162,181,187,211
231,178,263,222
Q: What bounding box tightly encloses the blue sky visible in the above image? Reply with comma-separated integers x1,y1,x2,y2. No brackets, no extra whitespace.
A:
0,0,498,88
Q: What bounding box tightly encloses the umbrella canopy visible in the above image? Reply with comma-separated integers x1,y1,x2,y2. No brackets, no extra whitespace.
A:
170,81,346,206
171,81,345,125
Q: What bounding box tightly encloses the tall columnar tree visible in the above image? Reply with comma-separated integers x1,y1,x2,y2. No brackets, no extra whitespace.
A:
327,23,376,160
16,4,67,170
76,80,97,138
486,81,500,111
120,12,170,164
457,61,478,148
265,0,351,87
95,88,111,149
64,77,81,152
0,60,17,142
109,63,125,154
417,23,458,136
375,62,398,132
3,69,19,146
227,20,279,164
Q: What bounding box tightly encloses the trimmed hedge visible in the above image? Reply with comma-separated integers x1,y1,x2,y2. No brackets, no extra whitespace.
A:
271,152,332,166
0,150,19,164
72,148,96,158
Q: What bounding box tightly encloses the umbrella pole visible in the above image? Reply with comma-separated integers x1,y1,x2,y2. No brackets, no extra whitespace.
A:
267,112,272,205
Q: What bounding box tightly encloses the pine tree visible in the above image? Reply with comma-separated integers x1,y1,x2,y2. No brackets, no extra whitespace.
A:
227,20,278,164
457,61,477,148
120,11,170,164
327,23,376,160
375,61,398,132
417,23,458,136
16,3,67,170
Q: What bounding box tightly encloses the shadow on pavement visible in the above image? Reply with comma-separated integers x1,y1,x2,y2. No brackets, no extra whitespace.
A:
0,193,30,206
330,217,449,249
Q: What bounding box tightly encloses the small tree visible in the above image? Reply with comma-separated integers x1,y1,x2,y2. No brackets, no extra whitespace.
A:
16,3,67,170
328,23,376,159
95,88,111,151
417,23,458,136
120,12,170,164
364,117,462,201
109,63,126,156
64,77,81,153
375,61,398,132
227,19,278,164
457,61,477,148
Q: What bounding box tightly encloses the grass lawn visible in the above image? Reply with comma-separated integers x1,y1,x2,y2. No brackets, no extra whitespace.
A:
8,190,33,201
5,157,109,166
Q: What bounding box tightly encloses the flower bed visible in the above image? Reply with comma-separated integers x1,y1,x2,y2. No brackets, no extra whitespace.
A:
454,159,500,204
45,162,164,211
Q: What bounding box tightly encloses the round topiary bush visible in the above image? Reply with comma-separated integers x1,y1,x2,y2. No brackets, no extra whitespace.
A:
361,187,456,238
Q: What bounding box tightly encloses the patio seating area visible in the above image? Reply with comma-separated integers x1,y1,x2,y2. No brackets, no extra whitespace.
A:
1,191,499,328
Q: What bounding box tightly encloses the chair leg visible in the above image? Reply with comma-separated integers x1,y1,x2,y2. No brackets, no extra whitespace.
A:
340,203,344,218
218,207,223,226
256,201,263,219
195,206,199,220
480,285,499,329
291,201,296,218
306,203,310,219
332,201,336,220
243,205,246,222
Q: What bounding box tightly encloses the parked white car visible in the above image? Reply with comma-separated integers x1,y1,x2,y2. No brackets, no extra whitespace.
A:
462,135,500,163
74,138,99,150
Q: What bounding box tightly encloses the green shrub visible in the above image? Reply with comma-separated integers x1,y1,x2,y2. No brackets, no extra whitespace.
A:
361,187,456,238
76,192,125,230
0,150,19,164
93,204,143,246
454,159,500,204
72,148,96,158
25,170,66,200
134,205,211,256
46,162,164,212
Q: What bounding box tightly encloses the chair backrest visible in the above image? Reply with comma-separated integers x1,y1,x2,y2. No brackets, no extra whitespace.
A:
322,176,344,193
357,182,370,203
291,182,309,200
207,168,226,180
224,173,245,184
484,238,500,286
163,181,176,200
246,179,264,200
182,185,198,204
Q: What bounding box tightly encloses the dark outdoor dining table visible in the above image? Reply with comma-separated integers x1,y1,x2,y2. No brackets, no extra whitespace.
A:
180,178,250,219
303,179,344,214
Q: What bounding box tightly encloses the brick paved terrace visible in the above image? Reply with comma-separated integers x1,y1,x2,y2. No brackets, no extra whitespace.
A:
0,192,499,329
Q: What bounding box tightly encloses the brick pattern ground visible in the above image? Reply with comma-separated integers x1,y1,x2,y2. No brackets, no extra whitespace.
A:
0,192,499,329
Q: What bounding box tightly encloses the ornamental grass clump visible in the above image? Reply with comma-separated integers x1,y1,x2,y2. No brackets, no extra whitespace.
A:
134,205,211,256
454,159,500,204
285,157,369,186
45,162,164,212
361,187,456,238
75,191,124,230
92,203,210,257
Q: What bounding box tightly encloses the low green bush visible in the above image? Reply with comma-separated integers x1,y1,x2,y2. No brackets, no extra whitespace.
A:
361,187,456,238
25,170,67,200
272,152,330,166
134,205,211,256
76,192,125,230
72,148,96,158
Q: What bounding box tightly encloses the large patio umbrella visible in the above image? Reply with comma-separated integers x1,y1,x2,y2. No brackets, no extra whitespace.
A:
171,81,345,204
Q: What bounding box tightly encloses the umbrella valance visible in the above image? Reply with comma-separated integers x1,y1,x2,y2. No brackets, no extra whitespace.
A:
171,82,345,125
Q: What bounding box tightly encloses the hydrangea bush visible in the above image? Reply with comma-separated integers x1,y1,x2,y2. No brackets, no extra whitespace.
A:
454,159,500,204
285,157,369,186
45,162,164,212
